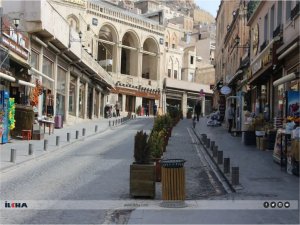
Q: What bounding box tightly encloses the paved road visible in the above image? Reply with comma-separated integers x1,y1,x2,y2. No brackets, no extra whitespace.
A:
0,118,153,224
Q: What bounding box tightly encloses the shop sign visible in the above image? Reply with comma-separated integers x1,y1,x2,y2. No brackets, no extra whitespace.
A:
220,85,232,95
1,17,29,59
252,59,262,75
92,18,98,26
262,49,272,66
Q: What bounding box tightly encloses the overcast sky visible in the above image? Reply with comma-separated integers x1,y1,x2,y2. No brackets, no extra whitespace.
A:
195,0,220,18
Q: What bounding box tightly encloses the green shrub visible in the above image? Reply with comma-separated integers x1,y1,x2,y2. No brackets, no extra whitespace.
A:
134,130,150,164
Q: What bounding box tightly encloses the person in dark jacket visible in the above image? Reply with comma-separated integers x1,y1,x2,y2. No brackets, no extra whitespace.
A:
194,101,201,122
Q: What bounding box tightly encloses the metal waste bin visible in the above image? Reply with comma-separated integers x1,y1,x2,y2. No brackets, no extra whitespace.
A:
161,159,186,200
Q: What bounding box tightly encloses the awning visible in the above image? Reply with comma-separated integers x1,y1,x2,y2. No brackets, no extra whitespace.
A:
228,70,243,85
0,72,16,82
273,72,299,86
18,80,36,88
9,51,31,69
30,67,54,82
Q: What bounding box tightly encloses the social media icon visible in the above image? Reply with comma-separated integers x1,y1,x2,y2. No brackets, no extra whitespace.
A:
277,202,283,208
284,202,290,208
263,202,269,208
270,202,276,208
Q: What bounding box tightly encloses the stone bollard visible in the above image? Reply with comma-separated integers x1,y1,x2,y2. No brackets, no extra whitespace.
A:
76,130,79,139
44,139,48,151
213,145,218,158
95,125,98,132
10,149,16,163
206,138,211,148
210,141,215,151
56,136,60,147
231,166,239,185
224,158,230,174
217,150,223,164
82,128,86,136
28,143,33,155
67,133,71,142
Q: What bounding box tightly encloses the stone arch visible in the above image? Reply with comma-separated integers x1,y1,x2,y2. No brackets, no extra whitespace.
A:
167,57,173,78
120,30,140,76
142,36,159,80
67,14,80,32
97,23,119,72
171,32,178,48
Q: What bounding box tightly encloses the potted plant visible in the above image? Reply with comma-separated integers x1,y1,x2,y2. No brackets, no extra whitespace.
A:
130,130,155,198
148,131,164,182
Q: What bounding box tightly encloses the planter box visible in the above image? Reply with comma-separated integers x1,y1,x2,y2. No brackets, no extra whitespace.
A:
130,163,155,198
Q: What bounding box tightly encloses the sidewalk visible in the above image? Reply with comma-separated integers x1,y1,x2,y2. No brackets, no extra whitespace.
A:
0,116,129,173
127,117,299,224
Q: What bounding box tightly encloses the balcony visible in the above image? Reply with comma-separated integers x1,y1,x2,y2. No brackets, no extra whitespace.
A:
291,2,300,20
247,0,261,21
110,73,159,89
273,24,283,38
260,40,268,52
164,78,212,94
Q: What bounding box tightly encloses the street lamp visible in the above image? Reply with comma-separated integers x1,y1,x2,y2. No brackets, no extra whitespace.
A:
232,35,249,49
13,18,20,28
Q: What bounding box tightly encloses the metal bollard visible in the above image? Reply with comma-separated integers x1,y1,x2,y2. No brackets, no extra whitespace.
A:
109,121,111,127
231,166,239,185
67,133,71,142
224,158,230,173
10,149,16,163
82,128,86,136
206,138,211,148
217,151,223,164
44,139,48,151
95,125,98,132
56,136,60,147
116,120,118,125
112,121,115,126
213,145,218,157
210,141,215,151
76,130,79,139
28,143,33,155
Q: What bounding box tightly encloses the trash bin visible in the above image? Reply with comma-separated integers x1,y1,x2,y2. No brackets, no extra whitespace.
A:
161,159,186,200
54,115,63,129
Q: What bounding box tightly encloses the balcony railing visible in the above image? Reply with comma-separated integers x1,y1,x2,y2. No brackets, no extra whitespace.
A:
273,24,283,38
260,40,268,52
247,0,261,21
291,2,300,20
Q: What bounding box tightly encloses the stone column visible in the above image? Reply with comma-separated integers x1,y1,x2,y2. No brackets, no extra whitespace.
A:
64,68,70,122
182,91,187,118
84,82,88,119
38,47,44,117
91,87,95,119
202,96,206,116
53,55,58,117
75,77,80,118
137,47,143,78
122,94,126,113
116,44,122,75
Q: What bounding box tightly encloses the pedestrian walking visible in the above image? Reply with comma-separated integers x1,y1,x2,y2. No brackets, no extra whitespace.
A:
227,103,235,133
153,103,157,116
194,101,201,122
115,101,120,117
145,104,149,116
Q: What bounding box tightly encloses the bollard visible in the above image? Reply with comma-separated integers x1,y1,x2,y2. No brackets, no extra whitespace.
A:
210,141,215,151
76,130,79,139
116,120,118,125
206,138,211,148
82,128,86,136
112,121,115,126
28,143,33,155
10,149,16,163
44,139,48,151
95,125,98,132
67,133,71,142
201,134,207,144
224,158,230,173
56,136,60,147
109,121,111,127
217,150,223,164
231,166,239,185
213,145,218,157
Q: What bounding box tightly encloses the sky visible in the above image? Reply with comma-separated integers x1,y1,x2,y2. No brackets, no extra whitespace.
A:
195,0,220,18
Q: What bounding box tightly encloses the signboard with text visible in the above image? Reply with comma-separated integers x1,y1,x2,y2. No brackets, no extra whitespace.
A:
1,17,29,59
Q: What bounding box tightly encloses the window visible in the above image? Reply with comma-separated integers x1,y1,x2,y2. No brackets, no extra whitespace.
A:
168,69,171,78
188,73,194,82
172,44,175,49
56,67,66,117
174,70,177,79
69,75,76,115
277,1,282,26
286,1,292,21
270,5,275,38
190,56,194,65
31,51,39,69
165,42,168,47
42,57,53,89
264,13,268,41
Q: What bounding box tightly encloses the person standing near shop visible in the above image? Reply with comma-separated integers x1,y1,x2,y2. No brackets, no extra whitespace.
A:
227,103,235,133
194,101,201,122
115,101,120,117
153,103,157,116
46,89,54,117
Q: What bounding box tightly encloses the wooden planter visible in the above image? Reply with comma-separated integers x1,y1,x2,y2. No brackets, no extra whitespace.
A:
130,163,155,198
